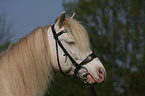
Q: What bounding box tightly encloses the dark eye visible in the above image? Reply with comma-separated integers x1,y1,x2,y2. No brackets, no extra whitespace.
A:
66,41,75,45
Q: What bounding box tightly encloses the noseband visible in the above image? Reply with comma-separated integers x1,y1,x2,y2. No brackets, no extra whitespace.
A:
51,25,97,96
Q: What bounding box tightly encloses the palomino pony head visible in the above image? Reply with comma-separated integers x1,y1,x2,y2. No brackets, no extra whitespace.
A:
48,11,106,84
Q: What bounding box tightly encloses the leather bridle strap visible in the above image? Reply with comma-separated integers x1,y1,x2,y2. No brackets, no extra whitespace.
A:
74,52,97,76
51,25,79,65
51,25,78,77
89,85,97,96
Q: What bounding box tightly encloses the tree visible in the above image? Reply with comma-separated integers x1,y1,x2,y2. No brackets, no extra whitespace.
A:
0,14,12,52
48,0,145,96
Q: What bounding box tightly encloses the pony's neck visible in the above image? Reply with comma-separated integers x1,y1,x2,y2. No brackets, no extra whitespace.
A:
0,26,54,96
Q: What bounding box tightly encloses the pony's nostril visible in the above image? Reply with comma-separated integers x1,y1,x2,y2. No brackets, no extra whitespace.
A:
99,68,102,74
97,68,105,79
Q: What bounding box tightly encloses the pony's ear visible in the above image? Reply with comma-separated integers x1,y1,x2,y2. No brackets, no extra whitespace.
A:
71,13,75,19
55,11,66,28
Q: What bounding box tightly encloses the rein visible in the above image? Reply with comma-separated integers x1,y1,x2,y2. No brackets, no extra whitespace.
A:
51,25,97,96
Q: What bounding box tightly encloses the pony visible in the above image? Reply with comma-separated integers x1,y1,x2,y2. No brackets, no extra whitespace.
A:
0,11,106,96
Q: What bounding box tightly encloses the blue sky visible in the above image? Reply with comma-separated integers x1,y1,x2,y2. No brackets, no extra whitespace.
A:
0,0,63,42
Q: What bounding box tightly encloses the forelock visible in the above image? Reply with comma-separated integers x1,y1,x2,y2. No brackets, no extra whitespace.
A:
64,18,90,55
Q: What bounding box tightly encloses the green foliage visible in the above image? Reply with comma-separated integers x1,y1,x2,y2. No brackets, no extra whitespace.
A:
0,13,12,53
49,0,145,96
0,41,10,53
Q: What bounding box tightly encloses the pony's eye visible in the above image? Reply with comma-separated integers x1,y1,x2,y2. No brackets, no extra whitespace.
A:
66,41,75,45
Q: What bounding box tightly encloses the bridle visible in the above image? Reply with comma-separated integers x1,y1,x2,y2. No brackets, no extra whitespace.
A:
51,25,97,96
51,25,97,78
